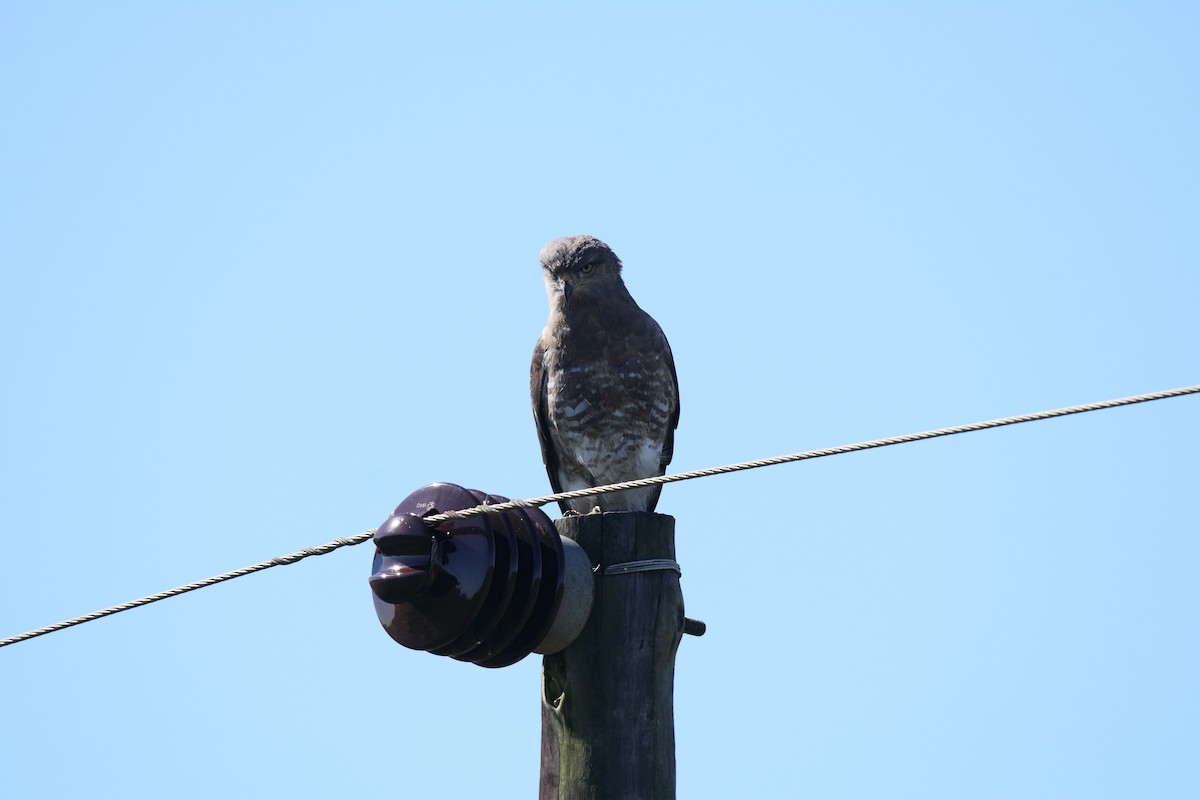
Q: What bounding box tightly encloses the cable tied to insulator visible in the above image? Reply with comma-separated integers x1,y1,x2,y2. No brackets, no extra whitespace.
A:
2,383,1197,649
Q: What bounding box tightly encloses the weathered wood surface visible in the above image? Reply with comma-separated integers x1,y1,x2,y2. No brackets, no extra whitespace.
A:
540,512,683,800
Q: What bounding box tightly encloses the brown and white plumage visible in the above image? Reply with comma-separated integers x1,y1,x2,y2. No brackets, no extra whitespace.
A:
531,235,680,515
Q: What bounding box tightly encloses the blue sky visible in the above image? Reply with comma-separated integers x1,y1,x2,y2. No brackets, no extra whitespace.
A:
2,3,1197,798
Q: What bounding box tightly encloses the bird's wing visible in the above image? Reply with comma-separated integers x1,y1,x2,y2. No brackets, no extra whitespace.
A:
644,320,680,515
530,337,568,512
658,325,681,475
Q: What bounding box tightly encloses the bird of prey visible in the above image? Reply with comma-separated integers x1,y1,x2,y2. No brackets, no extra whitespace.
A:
531,235,680,515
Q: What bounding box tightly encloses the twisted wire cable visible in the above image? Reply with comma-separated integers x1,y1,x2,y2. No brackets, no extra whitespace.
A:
426,384,1200,522
3,383,1196,649
0,534,377,648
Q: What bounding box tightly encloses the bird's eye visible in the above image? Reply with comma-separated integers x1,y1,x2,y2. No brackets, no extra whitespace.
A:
580,262,595,274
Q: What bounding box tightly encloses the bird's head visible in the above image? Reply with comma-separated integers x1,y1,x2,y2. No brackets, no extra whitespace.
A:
539,235,624,308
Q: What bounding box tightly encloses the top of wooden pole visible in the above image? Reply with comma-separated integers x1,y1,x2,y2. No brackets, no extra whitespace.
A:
541,512,683,800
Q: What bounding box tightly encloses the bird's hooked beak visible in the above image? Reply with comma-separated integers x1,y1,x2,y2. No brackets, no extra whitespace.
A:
560,275,574,302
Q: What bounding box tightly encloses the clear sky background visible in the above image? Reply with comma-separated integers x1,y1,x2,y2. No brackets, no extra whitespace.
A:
2,3,1197,798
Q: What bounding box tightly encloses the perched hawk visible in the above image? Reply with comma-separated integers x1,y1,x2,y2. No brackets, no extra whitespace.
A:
531,235,680,515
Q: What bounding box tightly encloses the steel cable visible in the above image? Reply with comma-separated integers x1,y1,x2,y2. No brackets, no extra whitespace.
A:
2,383,1196,649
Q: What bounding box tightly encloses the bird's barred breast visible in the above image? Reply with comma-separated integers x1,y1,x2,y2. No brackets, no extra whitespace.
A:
547,357,673,485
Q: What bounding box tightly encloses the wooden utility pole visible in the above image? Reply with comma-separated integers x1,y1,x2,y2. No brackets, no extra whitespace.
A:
539,512,684,800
